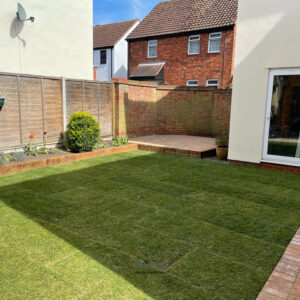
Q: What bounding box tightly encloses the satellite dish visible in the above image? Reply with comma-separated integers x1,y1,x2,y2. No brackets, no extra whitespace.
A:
17,3,26,21
16,3,35,23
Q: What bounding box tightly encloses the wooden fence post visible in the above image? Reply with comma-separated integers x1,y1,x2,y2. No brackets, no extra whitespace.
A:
40,78,45,136
17,75,23,145
62,77,67,131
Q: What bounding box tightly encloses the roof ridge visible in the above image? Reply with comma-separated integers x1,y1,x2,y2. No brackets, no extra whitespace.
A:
94,19,139,28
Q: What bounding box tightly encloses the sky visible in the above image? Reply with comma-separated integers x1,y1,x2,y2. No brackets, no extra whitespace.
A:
93,0,163,25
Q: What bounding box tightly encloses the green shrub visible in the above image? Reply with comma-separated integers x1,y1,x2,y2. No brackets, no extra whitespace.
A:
216,130,229,148
65,112,100,153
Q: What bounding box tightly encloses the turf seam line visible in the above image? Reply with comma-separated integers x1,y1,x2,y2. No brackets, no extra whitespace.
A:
43,182,289,249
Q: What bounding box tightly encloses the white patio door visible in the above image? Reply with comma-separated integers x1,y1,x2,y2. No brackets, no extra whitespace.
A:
263,68,300,166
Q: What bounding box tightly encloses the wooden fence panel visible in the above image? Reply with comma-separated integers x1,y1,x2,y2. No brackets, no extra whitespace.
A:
83,81,99,122
0,76,20,149
66,80,83,121
19,77,44,145
42,79,63,143
0,73,113,151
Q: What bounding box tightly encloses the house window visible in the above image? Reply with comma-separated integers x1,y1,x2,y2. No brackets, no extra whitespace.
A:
208,33,222,53
187,80,199,87
188,35,200,55
100,50,107,64
206,79,219,87
148,40,157,58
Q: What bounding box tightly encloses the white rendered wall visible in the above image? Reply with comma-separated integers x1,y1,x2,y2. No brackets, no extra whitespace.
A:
113,21,139,79
93,48,112,82
0,0,93,79
229,0,300,163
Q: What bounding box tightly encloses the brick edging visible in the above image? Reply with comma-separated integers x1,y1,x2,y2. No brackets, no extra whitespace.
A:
257,228,300,299
136,143,216,158
0,144,138,176
229,160,300,175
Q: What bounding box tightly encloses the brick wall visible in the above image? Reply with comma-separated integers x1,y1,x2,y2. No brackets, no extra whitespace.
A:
0,73,113,150
129,28,235,88
113,79,231,137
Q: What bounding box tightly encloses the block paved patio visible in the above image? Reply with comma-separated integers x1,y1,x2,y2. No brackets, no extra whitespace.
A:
257,228,300,300
130,135,216,158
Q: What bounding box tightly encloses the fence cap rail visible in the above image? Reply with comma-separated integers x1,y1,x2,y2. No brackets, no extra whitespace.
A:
112,78,232,92
0,71,111,85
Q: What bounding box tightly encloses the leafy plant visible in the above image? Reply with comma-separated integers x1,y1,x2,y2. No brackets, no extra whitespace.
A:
0,152,7,165
99,141,108,149
24,143,39,156
111,136,122,147
39,131,49,154
122,135,129,144
216,130,229,148
24,132,39,156
9,151,25,162
111,135,129,147
65,112,100,153
38,147,49,155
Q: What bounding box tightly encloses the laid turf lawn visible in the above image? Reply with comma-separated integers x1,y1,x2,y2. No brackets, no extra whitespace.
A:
0,150,299,299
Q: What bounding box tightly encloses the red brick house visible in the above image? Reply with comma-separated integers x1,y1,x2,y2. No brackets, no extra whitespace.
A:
127,0,238,88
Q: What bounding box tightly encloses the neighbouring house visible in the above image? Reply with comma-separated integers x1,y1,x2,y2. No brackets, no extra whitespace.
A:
229,0,300,168
0,0,93,79
127,0,238,88
93,19,139,82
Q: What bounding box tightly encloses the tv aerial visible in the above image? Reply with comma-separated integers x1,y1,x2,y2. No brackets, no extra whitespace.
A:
16,3,35,23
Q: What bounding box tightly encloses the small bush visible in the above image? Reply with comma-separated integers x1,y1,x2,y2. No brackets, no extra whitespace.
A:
9,151,26,162
65,112,100,153
216,130,229,148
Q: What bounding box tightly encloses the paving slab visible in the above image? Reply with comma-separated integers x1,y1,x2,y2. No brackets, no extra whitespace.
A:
257,228,300,300
130,135,216,158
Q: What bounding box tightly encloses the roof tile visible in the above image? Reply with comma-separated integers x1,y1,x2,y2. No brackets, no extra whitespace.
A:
131,63,165,78
94,19,139,48
128,0,238,40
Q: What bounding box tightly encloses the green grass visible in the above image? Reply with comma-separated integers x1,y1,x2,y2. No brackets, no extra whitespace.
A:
0,150,299,300
268,140,298,157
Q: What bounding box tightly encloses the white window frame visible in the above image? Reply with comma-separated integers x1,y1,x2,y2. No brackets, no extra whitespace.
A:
208,32,222,53
206,79,219,87
148,40,157,58
262,68,300,166
188,35,200,55
187,80,199,87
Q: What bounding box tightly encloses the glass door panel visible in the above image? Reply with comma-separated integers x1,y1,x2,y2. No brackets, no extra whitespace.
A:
265,72,300,163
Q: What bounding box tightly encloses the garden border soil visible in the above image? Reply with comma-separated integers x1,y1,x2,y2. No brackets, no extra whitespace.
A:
0,144,138,176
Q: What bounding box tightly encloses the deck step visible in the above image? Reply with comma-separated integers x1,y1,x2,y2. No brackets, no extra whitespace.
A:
134,143,216,159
